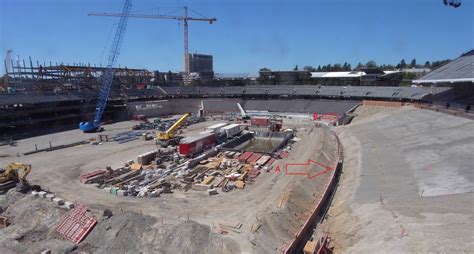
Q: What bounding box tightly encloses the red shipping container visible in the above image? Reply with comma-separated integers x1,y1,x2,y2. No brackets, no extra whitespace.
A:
251,117,270,127
132,114,147,121
238,151,253,162
179,133,216,156
248,153,262,165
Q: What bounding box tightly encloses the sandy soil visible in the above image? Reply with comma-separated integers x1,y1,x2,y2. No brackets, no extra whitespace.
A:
0,117,338,253
325,105,474,253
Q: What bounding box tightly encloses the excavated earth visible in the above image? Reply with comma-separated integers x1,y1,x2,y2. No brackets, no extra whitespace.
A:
0,117,339,253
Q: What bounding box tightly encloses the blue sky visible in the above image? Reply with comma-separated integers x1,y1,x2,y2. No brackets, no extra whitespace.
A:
0,0,472,73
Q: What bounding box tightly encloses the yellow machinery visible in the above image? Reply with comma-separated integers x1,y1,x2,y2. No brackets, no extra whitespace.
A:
156,113,190,147
0,163,32,193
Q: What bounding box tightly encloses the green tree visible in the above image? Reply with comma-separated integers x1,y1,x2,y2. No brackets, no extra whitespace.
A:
324,64,332,71
333,64,342,71
303,65,316,72
366,60,377,68
355,62,363,69
317,65,321,71
397,59,407,69
293,65,299,71
399,59,407,68
424,61,431,68
431,59,450,69
259,68,271,72
342,62,352,71
409,58,417,68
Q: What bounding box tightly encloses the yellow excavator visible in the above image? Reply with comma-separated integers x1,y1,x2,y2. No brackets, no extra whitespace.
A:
156,113,190,147
0,163,32,193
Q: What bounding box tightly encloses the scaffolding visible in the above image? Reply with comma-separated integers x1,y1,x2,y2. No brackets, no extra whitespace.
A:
3,56,154,92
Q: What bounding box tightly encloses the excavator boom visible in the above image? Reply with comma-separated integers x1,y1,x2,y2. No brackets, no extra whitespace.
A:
0,163,32,193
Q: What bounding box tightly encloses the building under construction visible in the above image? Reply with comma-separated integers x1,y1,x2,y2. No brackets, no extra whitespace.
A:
0,58,160,138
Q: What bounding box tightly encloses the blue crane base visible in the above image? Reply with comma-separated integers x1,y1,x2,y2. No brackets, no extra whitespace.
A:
79,121,100,133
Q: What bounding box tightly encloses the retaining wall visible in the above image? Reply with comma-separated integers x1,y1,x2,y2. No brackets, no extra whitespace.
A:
362,100,403,107
414,103,474,120
283,131,343,254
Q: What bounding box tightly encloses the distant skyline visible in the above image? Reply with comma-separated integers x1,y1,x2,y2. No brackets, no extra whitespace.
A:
0,0,473,74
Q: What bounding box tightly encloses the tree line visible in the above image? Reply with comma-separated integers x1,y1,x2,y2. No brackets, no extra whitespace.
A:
262,58,451,72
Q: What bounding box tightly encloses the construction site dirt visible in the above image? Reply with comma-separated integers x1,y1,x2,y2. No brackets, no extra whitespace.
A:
0,116,338,253
321,106,474,253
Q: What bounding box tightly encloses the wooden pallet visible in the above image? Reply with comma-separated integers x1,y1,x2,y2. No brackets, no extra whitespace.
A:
56,204,97,244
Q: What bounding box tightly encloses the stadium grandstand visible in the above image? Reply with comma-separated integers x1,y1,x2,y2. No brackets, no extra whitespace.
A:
413,49,474,111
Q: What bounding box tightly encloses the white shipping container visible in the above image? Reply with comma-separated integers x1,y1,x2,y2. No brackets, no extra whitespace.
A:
206,122,229,133
256,155,270,166
222,124,241,138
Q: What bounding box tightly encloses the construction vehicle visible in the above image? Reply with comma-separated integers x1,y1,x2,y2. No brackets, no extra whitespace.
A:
0,163,32,193
237,103,269,120
79,0,133,132
156,113,190,147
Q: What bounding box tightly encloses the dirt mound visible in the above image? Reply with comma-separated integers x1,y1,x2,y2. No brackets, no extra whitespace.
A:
77,212,240,254
160,220,240,254
0,190,74,254
76,211,157,253
0,189,25,210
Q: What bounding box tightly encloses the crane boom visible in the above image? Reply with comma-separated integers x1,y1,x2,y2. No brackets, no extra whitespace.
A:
88,6,216,78
88,12,216,22
158,113,190,140
79,0,133,132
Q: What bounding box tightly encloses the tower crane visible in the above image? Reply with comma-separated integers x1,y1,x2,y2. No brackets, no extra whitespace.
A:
88,6,216,80
79,0,133,132
2,50,13,92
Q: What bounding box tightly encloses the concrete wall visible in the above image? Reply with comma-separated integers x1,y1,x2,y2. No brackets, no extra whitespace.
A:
127,98,360,118
362,100,403,107
203,99,360,115
127,99,202,117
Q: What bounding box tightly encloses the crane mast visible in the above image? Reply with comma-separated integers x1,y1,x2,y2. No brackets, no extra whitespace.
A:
2,50,13,92
88,6,216,80
184,7,189,76
79,0,133,132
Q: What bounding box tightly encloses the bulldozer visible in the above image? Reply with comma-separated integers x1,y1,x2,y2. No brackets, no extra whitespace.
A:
0,163,32,194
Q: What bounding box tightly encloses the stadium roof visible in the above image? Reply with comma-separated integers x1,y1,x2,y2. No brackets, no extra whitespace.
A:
214,73,259,79
413,49,474,84
311,70,401,78
311,71,364,78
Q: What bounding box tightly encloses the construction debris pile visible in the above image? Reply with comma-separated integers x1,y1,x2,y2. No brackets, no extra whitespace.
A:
110,130,154,144
79,147,278,198
132,115,202,131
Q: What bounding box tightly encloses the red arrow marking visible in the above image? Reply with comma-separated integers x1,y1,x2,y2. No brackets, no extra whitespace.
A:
275,165,281,173
285,159,335,179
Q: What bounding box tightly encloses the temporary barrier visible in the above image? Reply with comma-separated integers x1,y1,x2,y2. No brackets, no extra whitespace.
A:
56,204,97,244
